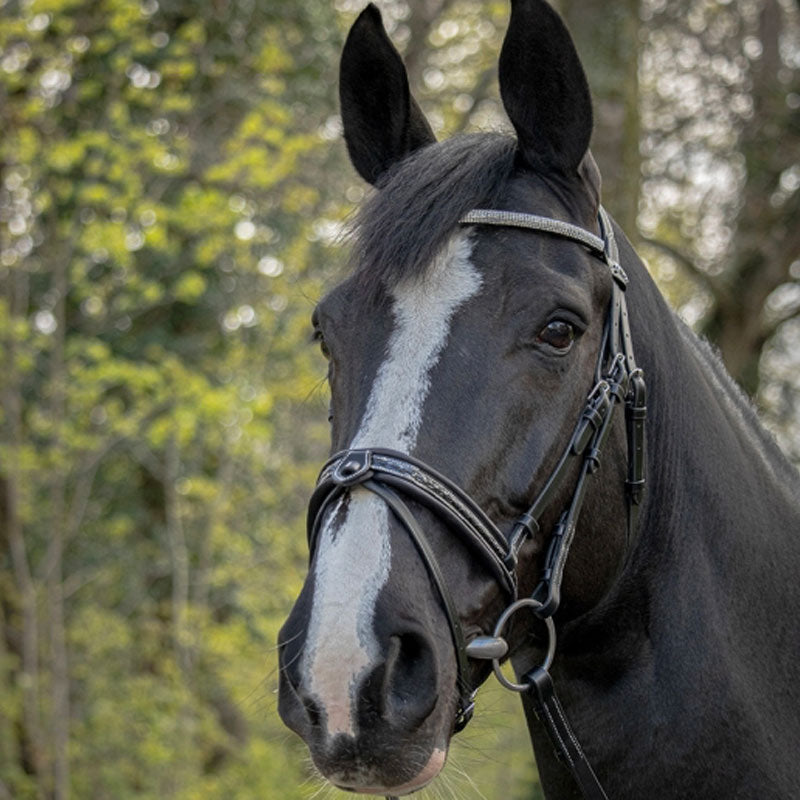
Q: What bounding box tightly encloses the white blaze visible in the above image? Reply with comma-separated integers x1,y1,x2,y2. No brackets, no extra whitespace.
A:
302,233,482,737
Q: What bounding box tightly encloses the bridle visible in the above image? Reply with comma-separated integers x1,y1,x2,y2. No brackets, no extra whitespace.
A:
306,206,647,800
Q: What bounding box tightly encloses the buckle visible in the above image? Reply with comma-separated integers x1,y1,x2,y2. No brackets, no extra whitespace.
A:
609,260,629,287
330,450,373,486
453,694,476,733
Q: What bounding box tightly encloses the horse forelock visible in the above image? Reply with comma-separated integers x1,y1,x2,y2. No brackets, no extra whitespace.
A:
350,133,516,297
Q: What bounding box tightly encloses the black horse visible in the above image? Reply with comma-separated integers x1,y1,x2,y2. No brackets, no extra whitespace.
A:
278,1,800,797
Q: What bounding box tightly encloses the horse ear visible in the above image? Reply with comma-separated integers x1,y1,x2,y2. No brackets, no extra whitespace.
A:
339,4,436,185
499,0,593,175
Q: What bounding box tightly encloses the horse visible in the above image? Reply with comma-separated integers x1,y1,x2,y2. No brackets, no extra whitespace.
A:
277,1,800,797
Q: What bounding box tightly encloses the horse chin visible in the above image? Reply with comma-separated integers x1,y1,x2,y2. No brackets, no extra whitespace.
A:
329,746,447,796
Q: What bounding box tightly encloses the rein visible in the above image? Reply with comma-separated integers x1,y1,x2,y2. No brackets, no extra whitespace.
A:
307,206,647,800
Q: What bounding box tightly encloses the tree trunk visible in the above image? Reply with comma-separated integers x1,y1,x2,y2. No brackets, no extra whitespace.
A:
561,0,642,235
1,269,46,797
192,451,234,611
402,0,459,89
165,435,191,675
700,0,800,395
47,254,70,800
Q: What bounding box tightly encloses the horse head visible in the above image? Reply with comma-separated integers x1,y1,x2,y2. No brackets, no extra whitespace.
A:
279,0,638,793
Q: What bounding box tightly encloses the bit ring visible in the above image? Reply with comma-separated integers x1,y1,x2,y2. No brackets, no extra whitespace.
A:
491,598,556,692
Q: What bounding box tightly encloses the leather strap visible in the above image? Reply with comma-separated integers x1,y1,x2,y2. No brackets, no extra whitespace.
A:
524,667,610,800
455,206,645,800
309,448,517,598
307,453,496,729
363,480,477,731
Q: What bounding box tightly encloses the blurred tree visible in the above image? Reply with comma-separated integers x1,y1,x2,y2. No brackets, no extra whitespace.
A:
562,0,642,234
640,0,800,403
1,1,797,799
1,0,340,796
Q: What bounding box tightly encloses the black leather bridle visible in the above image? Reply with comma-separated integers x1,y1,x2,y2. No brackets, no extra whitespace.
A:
306,206,647,800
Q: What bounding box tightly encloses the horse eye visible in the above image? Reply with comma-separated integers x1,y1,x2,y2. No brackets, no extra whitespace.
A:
536,320,575,352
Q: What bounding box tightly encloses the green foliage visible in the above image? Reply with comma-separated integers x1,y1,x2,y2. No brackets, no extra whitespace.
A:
0,0,543,797
11,1,794,798
0,0,349,796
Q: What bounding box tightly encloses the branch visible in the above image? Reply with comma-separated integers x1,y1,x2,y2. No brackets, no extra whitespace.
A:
36,402,172,583
129,442,164,479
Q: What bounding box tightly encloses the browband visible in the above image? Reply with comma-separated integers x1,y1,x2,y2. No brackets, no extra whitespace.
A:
461,207,629,289
460,209,606,255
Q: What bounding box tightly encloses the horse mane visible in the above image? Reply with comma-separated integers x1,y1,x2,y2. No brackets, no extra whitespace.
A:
350,132,517,294
678,322,800,484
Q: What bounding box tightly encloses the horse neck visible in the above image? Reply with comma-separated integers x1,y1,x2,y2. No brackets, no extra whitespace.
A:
607,236,800,636
532,239,800,797
631,261,800,543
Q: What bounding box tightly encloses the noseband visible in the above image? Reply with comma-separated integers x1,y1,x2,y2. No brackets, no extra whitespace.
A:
307,206,646,800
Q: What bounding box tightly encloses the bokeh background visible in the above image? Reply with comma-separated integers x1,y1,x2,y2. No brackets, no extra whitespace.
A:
1,0,798,798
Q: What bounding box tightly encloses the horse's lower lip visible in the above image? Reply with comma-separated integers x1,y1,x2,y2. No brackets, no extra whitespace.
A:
334,747,446,796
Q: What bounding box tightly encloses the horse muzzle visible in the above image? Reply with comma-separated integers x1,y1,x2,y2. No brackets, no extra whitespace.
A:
277,613,451,793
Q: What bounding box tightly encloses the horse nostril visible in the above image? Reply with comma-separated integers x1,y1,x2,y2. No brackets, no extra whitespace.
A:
278,639,323,735
282,669,324,732
382,631,438,728
300,691,322,728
